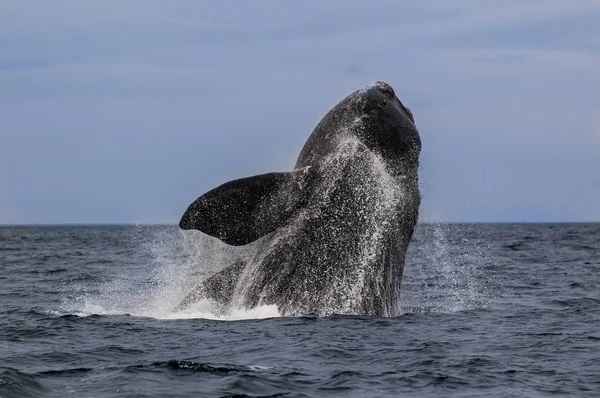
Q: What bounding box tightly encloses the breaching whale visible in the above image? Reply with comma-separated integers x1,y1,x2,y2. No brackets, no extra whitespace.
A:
179,81,421,316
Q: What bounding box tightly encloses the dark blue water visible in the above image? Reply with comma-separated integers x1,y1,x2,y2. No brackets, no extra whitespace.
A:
1,224,599,397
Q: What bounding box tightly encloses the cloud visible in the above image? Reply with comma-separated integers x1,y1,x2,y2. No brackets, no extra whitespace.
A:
409,0,600,36
0,1,599,223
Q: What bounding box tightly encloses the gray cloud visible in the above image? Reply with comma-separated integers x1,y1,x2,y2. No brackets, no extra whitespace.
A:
1,1,599,223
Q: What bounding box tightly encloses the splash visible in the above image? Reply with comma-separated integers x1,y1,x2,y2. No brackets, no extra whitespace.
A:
400,223,494,314
61,227,282,320
60,221,492,319
62,153,489,318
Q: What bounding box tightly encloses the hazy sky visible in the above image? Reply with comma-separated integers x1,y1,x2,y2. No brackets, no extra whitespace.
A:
1,1,599,224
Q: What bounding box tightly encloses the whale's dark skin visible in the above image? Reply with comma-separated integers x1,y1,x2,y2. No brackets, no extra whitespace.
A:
179,82,421,316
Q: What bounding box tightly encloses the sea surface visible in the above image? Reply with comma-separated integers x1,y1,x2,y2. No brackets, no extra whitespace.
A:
1,223,599,397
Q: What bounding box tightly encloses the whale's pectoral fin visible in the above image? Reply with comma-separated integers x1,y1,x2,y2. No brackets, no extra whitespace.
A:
179,169,312,245
176,260,246,311
202,260,246,304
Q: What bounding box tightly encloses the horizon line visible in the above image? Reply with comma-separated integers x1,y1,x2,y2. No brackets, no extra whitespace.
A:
1,221,599,228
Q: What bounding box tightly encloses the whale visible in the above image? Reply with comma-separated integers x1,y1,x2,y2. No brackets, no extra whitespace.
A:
179,81,421,316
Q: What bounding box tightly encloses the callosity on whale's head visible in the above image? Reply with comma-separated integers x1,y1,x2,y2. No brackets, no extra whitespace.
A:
296,81,421,178
179,81,421,316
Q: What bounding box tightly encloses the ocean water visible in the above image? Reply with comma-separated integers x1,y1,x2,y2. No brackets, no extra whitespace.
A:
1,223,599,397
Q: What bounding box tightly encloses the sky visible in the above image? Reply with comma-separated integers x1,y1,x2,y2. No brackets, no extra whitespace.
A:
1,1,599,224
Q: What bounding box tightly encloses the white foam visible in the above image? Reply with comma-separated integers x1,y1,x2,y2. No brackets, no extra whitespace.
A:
59,227,282,321
163,300,280,321
63,298,280,321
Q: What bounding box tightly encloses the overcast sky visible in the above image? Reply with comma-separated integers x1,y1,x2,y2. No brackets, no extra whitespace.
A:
1,1,599,224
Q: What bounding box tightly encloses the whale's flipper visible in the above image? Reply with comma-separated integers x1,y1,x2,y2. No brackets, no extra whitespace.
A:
202,260,246,304
176,260,246,311
180,169,312,246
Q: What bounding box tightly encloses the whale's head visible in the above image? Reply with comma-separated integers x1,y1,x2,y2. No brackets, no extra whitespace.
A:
354,81,420,159
296,81,421,175
367,81,415,124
